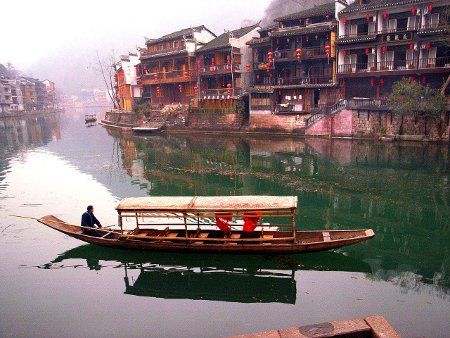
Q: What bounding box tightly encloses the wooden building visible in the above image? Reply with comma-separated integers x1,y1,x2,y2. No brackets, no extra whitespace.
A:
195,24,260,112
139,26,216,106
248,2,340,117
115,53,141,111
336,0,450,100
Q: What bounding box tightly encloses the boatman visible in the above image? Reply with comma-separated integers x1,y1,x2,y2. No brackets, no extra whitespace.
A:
81,205,105,237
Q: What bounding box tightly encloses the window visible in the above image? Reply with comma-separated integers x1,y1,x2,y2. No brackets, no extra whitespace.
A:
388,19,397,32
368,53,376,70
407,16,417,30
350,24,357,36
430,13,440,28
368,22,376,34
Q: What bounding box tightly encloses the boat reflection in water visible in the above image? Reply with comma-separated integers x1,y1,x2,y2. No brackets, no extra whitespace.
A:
44,244,371,304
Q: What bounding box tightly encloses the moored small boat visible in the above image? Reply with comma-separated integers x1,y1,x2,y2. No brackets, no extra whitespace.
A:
84,114,97,123
37,196,375,254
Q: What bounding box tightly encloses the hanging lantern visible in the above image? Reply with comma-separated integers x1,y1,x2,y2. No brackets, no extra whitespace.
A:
365,48,370,55
325,45,331,57
383,12,388,19
227,83,232,94
409,44,414,50
366,14,370,21
343,17,347,24
256,74,260,80
266,63,271,73
227,55,231,65
154,73,158,80
370,79,374,87
342,50,347,57
268,51,273,62
287,38,290,43
411,7,415,15
382,46,387,54
326,15,330,20
296,48,302,60
426,42,431,49
178,84,182,92
380,79,384,86
246,63,251,72
269,73,273,78
428,5,432,12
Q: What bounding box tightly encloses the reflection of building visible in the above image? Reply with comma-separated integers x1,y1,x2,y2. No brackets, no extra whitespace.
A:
139,26,216,105
93,89,109,105
336,0,450,99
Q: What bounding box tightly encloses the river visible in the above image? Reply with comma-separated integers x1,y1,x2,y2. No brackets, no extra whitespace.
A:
0,110,448,337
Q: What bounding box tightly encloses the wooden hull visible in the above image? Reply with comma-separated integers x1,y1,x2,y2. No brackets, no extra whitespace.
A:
38,215,375,254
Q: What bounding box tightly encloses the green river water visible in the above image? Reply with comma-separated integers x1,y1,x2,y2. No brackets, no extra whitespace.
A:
0,110,448,337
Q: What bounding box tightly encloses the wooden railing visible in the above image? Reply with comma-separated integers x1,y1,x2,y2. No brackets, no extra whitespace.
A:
274,47,328,61
142,70,197,83
201,88,242,97
200,64,241,74
275,76,333,86
338,57,450,74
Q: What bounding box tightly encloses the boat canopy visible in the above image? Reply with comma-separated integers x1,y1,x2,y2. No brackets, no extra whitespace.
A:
116,196,298,212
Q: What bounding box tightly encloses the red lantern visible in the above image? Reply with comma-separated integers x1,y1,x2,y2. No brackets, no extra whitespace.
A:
246,63,251,72
410,76,414,82
139,84,143,90
380,79,384,86
370,79,374,87
342,50,347,57
366,14,370,21
269,73,273,78
154,73,159,80
227,55,231,65
428,5,432,12
411,7,415,15
227,83,232,93
409,44,414,50
296,48,302,60
365,48,370,55
382,46,387,54
383,12,388,20
268,51,273,62
343,17,347,24
256,74,260,80
325,45,331,57
266,63,271,73
178,84,182,92
183,71,189,79
426,42,430,49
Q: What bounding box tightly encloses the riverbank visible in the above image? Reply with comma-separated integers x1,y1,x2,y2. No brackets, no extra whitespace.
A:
0,109,62,119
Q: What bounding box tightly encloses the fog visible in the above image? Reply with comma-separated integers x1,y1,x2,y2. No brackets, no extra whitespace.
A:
2,0,331,94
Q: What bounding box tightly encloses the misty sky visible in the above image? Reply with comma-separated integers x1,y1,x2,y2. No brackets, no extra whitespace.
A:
1,0,299,93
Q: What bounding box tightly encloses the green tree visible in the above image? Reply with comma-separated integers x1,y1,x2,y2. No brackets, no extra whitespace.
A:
387,78,448,136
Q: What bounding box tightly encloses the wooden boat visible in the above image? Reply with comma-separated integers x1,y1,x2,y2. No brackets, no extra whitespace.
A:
84,114,97,123
38,196,375,254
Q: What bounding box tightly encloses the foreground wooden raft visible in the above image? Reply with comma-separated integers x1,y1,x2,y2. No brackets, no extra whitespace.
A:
38,196,375,254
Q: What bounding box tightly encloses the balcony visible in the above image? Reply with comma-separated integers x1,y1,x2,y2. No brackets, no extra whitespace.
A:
275,75,333,87
142,70,197,85
274,47,328,62
201,88,242,98
418,22,449,35
338,57,450,75
140,46,186,59
200,63,241,75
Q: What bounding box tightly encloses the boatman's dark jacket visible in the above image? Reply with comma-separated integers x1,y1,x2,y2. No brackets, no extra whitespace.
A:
81,211,102,232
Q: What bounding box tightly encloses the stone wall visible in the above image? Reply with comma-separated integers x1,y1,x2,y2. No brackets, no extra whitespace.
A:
352,111,449,141
248,113,307,133
306,108,449,141
187,112,244,131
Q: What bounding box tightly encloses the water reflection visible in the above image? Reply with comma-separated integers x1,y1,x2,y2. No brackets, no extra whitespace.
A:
0,114,60,150
100,129,448,289
42,244,372,304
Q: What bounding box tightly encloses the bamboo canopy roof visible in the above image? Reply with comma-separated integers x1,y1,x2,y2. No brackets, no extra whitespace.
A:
116,196,298,212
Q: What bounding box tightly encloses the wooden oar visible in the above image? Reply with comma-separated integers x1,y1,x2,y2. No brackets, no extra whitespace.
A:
9,215,121,233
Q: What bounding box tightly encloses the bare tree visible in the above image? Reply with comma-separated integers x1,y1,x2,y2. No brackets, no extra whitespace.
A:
95,50,121,110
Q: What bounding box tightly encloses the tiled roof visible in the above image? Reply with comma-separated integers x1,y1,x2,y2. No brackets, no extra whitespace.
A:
247,36,271,46
339,0,428,15
146,25,215,45
275,2,336,22
197,24,260,53
272,22,335,37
